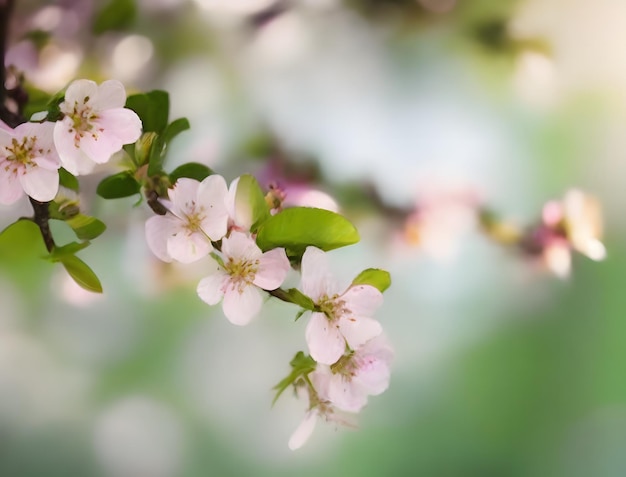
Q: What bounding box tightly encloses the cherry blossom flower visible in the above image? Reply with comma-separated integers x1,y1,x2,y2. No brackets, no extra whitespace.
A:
54,79,142,175
196,231,290,325
145,176,229,263
311,335,394,413
0,121,60,204
300,247,383,366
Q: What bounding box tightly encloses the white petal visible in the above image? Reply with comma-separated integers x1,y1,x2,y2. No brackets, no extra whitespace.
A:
95,108,142,146
0,169,24,204
338,316,383,351
305,312,345,365
353,358,391,397
166,230,212,263
62,79,98,110
341,285,383,317
197,271,228,305
221,231,261,262
168,178,200,217
54,119,96,175
222,283,262,326
300,247,335,301
94,80,127,110
20,167,59,201
327,374,368,413
145,215,178,262
197,174,229,240
253,248,290,290
15,121,56,152
288,411,318,451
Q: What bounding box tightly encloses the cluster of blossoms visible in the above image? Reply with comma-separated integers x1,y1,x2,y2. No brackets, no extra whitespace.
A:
0,79,142,203
144,176,393,449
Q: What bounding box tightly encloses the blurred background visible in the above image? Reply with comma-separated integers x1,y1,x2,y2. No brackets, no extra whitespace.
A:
1,0,626,475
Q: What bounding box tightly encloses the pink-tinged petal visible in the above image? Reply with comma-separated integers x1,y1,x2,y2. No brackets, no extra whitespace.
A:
341,285,383,318
62,79,98,110
197,271,228,305
338,316,382,351
54,120,96,175
77,127,122,164
20,167,59,201
0,170,24,204
288,411,318,451
94,80,127,110
94,108,142,145
254,248,290,290
222,231,261,262
197,175,229,240
305,312,346,365
166,230,212,263
225,176,239,220
33,154,61,170
327,374,368,413
222,283,262,326
300,247,335,301
352,358,391,397
0,119,12,132
168,178,200,217
145,215,179,262
0,128,13,146
309,366,332,399
15,122,56,152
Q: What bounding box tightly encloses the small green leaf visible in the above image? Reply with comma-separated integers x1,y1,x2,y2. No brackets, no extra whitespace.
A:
49,241,91,259
59,168,79,192
256,207,359,259
273,288,316,311
93,0,137,34
64,214,107,240
125,90,169,134
235,174,271,233
351,268,391,293
147,134,166,175
60,254,103,293
169,162,213,183
272,351,317,405
162,117,190,146
97,172,140,199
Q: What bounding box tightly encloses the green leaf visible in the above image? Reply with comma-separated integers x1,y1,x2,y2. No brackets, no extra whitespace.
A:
235,174,271,233
162,117,190,146
351,268,391,293
272,288,316,311
49,241,91,259
272,351,317,405
0,219,46,262
147,134,165,175
256,207,359,259
93,0,137,34
125,90,169,134
59,168,79,192
59,254,103,293
169,162,213,183
97,172,141,199
64,214,107,240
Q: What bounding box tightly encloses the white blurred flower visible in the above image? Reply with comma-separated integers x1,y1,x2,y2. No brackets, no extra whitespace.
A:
54,79,142,175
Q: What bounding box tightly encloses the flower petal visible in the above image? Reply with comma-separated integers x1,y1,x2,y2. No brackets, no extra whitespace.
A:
62,79,98,110
221,231,261,262
338,316,382,351
168,178,199,217
166,230,212,263
145,215,178,262
341,285,383,318
0,168,24,204
305,312,345,365
327,374,368,413
94,108,142,147
54,119,96,175
20,167,59,202
253,248,290,290
300,247,335,301
353,357,391,397
94,79,127,110
222,283,262,326
288,411,318,451
197,174,229,240
197,271,228,305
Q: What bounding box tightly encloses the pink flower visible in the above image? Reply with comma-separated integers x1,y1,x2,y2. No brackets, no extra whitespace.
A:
300,247,383,366
311,335,393,413
54,79,142,175
145,176,229,263
0,121,60,204
196,231,290,325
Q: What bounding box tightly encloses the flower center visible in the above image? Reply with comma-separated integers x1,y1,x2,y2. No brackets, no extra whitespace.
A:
330,351,357,378
224,257,260,293
3,136,45,172
318,294,347,321
63,96,103,147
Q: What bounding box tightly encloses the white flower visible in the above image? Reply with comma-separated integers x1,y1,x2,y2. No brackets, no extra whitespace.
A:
311,335,393,413
54,79,142,175
196,231,290,325
0,121,60,204
145,176,229,263
300,247,383,365
562,189,606,261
